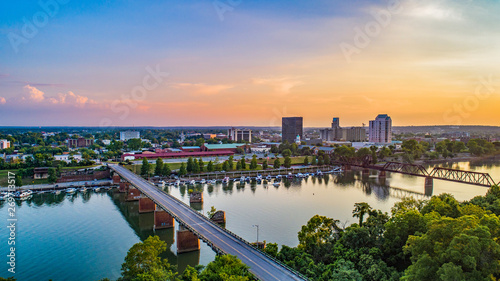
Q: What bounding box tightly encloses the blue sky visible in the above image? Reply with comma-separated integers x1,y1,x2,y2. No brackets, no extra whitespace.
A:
1,0,499,126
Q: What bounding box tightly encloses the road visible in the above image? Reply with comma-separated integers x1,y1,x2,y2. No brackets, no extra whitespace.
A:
110,164,307,281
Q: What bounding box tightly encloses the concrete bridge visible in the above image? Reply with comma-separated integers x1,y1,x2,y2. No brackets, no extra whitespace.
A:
109,164,308,281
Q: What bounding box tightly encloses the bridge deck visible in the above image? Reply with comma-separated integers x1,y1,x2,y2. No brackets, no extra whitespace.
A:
110,165,307,281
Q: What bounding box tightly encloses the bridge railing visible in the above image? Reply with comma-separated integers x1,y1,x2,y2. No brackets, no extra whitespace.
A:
112,166,309,281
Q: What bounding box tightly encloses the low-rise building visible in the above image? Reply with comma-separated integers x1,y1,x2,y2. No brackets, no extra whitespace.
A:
67,138,94,148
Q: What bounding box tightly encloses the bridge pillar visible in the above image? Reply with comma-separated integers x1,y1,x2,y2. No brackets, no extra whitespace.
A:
126,188,141,201
119,182,130,193
425,177,434,196
154,210,174,230
177,225,200,254
379,170,386,178
210,210,226,224
190,191,203,203
113,173,121,184
139,197,156,213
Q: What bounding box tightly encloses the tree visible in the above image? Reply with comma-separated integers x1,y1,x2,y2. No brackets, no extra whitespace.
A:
198,158,204,172
352,202,372,227
141,158,151,177
250,155,258,170
282,149,292,157
162,164,171,177
311,156,317,165
48,168,57,184
127,138,142,151
323,154,330,166
186,157,194,173
199,255,253,280
223,161,230,171
154,158,163,176
274,158,281,169
15,174,22,187
240,158,246,170
284,156,292,168
303,156,309,166
262,159,268,170
207,161,214,172
192,159,200,173
207,206,217,218
179,163,187,176
120,236,176,281
228,156,234,171
236,161,242,170
317,156,324,166
297,215,342,262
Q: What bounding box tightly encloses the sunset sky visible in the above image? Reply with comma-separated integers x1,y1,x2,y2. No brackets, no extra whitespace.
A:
1,0,499,127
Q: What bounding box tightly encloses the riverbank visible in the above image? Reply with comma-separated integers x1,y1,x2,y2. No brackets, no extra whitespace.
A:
0,179,113,192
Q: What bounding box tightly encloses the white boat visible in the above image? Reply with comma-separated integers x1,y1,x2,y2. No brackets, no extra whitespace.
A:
222,177,230,184
316,170,323,176
273,182,280,187
14,191,31,198
79,187,88,192
189,180,196,185
240,176,245,182
53,189,62,195
256,174,263,181
0,192,11,200
200,179,206,184
296,173,304,178
174,180,181,186
25,190,34,196
66,188,77,194
287,173,294,179
93,187,101,192
266,175,273,181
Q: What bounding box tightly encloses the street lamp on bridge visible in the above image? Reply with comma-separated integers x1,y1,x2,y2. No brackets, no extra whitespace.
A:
252,224,259,243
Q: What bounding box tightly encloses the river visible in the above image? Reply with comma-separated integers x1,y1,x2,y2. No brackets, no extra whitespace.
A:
1,159,499,281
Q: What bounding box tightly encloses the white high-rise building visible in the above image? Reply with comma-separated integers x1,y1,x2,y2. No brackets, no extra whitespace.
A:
120,131,140,141
369,114,392,143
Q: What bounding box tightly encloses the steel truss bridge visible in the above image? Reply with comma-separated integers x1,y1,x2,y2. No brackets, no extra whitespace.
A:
336,156,499,187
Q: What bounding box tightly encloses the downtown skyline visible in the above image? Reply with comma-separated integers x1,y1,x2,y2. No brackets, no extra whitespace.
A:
1,0,499,127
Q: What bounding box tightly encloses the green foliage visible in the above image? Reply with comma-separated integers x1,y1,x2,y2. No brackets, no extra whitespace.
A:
262,159,268,170
179,163,187,176
162,163,171,177
298,215,342,262
141,158,151,177
14,174,22,187
199,255,253,281
250,155,258,170
47,167,57,183
303,156,309,166
207,161,214,172
120,236,177,281
284,156,292,168
273,158,281,169
154,158,163,176
353,202,372,227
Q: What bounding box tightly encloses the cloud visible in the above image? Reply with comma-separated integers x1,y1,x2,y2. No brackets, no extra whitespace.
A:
0,97,5,105
252,76,304,94
170,83,234,95
24,85,45,102
20,85,95,107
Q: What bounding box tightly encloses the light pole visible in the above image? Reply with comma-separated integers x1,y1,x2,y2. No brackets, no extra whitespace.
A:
252,224,259,243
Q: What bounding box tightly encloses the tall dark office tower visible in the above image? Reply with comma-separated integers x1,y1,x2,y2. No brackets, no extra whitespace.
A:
331,117,340,129
282,117,303,143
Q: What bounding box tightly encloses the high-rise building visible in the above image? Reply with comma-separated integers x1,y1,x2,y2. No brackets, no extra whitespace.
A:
228,128,252,143
120,131,140,141
331,117,340,129
369,114,392,143
0,139,11,149
320,118,367,142
282,117,303,143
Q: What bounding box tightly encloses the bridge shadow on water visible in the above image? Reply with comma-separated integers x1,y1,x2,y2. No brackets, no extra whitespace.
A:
109,191,201,274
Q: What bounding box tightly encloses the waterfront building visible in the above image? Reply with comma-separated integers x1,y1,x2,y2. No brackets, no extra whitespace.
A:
282,117,303,143
369,114,392,143
320,117,366,142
